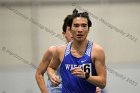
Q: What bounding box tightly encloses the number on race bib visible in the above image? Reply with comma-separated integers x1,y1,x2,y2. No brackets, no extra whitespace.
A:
83,63,92,75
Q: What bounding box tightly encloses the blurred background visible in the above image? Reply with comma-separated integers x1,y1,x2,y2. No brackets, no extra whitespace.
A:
0,0,140,93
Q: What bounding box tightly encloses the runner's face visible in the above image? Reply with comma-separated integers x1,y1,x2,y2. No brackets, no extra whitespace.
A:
71,17,89,42
63,27,73,43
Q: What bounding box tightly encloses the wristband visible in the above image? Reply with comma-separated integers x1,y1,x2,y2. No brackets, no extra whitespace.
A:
83,72,90,80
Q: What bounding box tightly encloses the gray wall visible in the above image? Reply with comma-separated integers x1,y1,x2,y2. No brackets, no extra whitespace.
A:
0,0,140,93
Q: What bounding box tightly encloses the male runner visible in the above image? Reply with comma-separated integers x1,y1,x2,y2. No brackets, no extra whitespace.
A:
35,15,72,93
46,15,73,93
48,9,106,93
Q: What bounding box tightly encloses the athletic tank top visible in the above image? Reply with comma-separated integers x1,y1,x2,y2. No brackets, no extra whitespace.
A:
60,40,97,93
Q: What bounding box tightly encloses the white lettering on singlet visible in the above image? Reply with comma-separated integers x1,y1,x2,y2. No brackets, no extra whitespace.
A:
65,63,92,75
65,64,82,70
